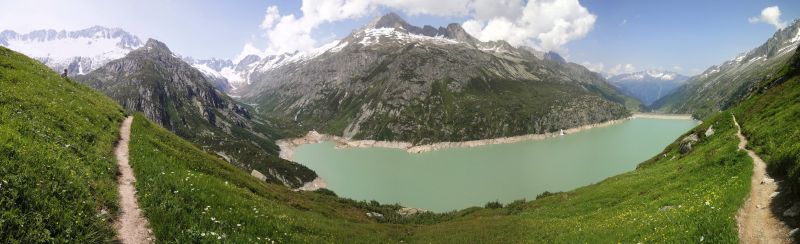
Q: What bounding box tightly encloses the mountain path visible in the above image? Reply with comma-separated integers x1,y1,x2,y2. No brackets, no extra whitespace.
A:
114,116,154,244
734,115,791,244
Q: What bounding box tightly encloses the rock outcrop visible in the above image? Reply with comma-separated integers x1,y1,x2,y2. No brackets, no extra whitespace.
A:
78,39,317,187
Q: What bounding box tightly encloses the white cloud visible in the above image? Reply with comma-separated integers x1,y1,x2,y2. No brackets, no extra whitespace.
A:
748,6,787,30
259,6,281,29
579,62,639,76
233,42,265,63
464,0,596,51
613,64,634,74
608,64,636,75
580,62,604,73
620,19,627,26
242,0,596,58
377,0,471,16
470,0,524,21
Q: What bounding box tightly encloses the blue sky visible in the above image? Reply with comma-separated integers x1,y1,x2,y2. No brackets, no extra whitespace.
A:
570,0,800,74
0,0,798,75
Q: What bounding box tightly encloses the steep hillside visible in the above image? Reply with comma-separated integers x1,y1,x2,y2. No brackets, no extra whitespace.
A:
1,44,763,243
608,70,689,106
0,46,125,242
653,20,800,118
127,114,412,242
239,13,637,144
77,39,316,188
409,112,750,242
732,46,800,200
127,105,752,242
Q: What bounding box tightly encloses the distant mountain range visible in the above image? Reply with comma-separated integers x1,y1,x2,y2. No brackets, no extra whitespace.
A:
607,70,689,106
0,26,142,75
0,26,242,93
653,19,800,118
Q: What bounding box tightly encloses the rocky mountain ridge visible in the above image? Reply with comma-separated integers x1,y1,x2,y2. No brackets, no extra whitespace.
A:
77,39,317,187
653,19,800,118
237,12,637,144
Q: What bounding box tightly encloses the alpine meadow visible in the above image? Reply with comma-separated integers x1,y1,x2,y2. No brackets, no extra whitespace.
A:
2,1,800,243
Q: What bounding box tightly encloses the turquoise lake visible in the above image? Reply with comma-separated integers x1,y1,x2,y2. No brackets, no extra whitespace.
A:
293,118,699,212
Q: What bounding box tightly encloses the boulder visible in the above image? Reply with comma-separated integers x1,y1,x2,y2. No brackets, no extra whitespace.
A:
783,203,800,217
250,170,267,181
705,125,715,137
679,133,699,154
397,207,430,217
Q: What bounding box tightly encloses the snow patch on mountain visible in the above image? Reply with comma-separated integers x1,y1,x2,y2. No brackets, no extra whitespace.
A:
0,26,142,75
357,28,459,47
610,70,685,82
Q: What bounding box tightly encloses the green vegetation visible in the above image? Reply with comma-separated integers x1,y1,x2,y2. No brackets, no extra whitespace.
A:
127,114,409,242
651,23,798,119
653,53,791,119
250,41,637,145
5,42,786,243
408,112,751,243
129,108,752,242
732,47,800,195
78,40,317,187
0,46,125,242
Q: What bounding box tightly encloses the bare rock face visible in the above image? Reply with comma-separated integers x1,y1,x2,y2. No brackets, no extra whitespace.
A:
239,13,635,144
78,39,317,188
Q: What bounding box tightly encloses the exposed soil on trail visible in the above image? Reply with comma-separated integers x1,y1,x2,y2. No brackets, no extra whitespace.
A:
113,116,154,244
734,115,792,244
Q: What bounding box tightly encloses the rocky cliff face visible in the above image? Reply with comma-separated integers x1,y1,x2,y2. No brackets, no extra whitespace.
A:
238,13,635,144
78,39,316,187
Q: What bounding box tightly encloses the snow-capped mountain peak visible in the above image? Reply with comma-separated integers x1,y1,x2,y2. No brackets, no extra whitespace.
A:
699,20,800,79
0,26,142,75
607,70,690,106
609,70,686,82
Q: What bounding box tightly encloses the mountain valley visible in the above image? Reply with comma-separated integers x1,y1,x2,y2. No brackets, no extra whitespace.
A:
2,3,800,243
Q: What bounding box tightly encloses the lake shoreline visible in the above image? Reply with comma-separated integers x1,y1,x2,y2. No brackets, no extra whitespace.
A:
277,113,695,162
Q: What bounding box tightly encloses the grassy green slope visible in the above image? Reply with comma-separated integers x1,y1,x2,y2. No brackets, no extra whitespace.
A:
128,114,408,242
0,43,765,242
732,47,800,196
0,47,125,242
130,109,751,242
411,112,750,242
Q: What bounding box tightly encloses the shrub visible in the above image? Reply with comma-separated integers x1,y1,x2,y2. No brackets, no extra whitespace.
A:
484,201,503,209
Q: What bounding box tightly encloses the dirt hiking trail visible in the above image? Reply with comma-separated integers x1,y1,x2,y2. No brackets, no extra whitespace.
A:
114,116,154,244
734,115,791,244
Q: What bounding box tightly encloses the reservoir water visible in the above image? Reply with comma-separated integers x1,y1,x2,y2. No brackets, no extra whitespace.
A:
293,118,698,212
